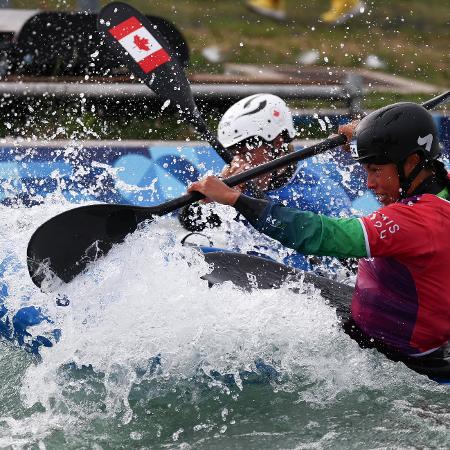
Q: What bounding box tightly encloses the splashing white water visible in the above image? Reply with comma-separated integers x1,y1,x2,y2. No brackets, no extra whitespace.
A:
0,196,446,447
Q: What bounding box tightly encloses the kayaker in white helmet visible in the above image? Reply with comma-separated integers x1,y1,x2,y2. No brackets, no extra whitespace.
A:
217,93,296,192
179,94,352,236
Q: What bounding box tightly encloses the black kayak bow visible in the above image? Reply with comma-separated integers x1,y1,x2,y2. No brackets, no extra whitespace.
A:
203,251,450,384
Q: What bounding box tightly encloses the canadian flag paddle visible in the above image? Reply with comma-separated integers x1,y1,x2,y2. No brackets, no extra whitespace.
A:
107,16,171,73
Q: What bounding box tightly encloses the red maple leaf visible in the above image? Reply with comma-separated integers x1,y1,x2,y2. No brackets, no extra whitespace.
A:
134,34,151,51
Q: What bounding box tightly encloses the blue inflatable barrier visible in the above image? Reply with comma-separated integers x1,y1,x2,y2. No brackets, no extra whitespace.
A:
0,113,447,210
0,255,60,356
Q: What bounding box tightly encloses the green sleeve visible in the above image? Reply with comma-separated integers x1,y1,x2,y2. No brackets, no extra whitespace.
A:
259,204,367,258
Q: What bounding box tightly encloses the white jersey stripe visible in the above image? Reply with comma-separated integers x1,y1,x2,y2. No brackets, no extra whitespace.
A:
358,217,371,258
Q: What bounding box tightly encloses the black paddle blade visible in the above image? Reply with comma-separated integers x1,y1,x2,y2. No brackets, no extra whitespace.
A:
27,204,146,288
13,11,189,77
97,2,229,162
98,2,198,122
26,190,204,290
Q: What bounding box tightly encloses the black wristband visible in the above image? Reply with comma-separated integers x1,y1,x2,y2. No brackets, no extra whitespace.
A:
234,194,271,226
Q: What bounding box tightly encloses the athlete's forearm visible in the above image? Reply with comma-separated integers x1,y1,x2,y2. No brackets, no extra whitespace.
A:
234,194,367,258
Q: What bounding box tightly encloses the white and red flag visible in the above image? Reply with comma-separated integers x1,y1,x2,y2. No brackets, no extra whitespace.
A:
108,16,171,73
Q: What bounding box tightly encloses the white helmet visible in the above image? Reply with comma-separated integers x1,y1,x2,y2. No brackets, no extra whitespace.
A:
217,94,296,148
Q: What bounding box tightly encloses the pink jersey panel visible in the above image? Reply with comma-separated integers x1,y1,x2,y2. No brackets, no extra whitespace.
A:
353,194,450,354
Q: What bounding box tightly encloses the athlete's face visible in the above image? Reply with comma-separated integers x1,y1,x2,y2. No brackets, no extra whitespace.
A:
363,163,401,206
363,154,422,206
227,136,288,191
232,143,275,190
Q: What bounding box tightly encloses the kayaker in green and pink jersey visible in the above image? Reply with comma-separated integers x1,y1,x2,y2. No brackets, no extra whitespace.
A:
187,102,450,359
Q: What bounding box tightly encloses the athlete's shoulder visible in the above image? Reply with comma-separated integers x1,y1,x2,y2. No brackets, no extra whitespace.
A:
363,194,449,230
386,193,449,211
400,193,450,211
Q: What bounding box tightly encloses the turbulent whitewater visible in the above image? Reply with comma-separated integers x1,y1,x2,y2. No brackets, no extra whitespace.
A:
0,196,448,449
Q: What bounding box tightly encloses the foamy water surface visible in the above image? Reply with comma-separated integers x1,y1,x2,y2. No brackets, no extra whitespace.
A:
0,196,448,449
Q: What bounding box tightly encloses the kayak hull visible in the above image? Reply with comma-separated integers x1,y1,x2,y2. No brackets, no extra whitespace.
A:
202,251,450,385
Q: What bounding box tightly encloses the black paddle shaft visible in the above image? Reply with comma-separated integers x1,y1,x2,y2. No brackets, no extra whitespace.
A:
98,2,231,164
27,134,345,288
422,91,450,110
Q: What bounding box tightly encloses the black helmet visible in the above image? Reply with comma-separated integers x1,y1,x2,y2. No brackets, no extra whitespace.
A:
351,102,440,165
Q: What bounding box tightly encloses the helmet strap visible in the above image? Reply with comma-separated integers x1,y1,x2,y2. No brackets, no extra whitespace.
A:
396,158,426,199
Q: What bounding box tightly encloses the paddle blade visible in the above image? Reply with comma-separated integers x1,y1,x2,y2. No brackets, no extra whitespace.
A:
98,2,198,120
144,15,190,68
27,204,140,289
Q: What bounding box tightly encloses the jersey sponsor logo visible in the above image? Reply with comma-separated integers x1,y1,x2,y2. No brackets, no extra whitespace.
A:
417,133,433,151
369,212,400,239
